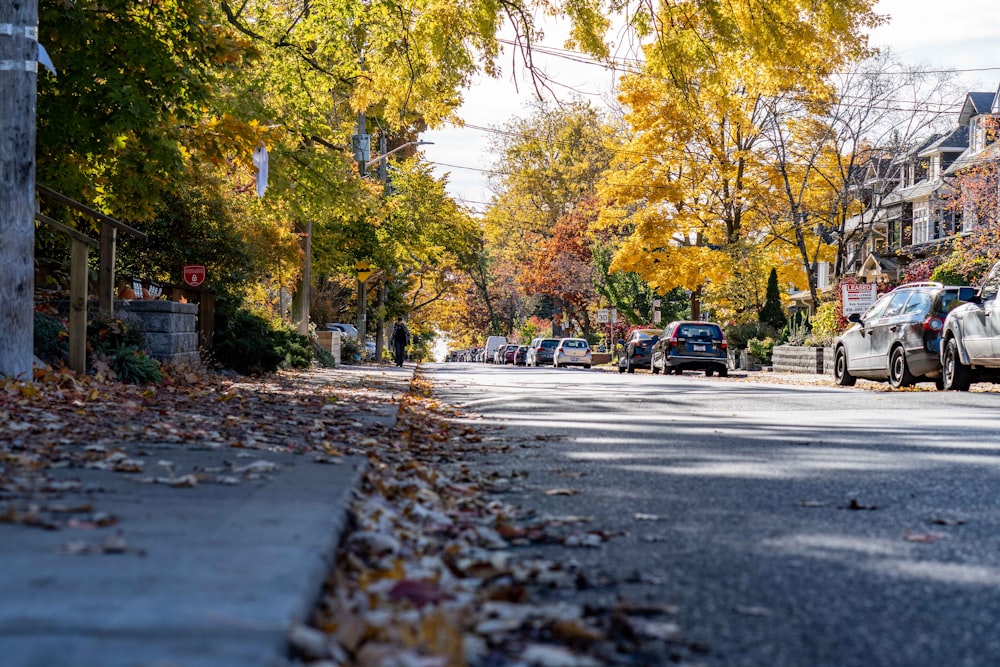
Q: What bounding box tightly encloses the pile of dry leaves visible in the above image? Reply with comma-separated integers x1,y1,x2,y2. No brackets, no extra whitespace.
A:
297,374,700,667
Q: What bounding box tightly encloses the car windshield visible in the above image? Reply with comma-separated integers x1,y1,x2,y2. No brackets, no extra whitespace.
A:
677,324,721,340
562,339,588,349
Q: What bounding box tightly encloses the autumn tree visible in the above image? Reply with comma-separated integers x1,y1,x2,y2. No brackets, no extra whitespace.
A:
598,0,883,319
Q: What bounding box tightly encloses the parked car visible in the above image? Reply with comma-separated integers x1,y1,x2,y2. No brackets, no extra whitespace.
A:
514,345,529,366
651,321,728,376
553,338,592,368
484,336,507,364
833,282,975,389
940,265,1000,390
500,344,519,365
325,323,358,338
527,337,560,367
617,328,661,373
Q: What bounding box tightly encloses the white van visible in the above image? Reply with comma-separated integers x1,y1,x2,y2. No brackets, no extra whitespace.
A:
484,336,507,363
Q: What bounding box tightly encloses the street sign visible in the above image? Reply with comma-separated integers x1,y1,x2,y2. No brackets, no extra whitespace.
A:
597,308,609,323
653,310,661,323
356,261,373,283
653,299,661,307
842,283,877,316
182,265,206,287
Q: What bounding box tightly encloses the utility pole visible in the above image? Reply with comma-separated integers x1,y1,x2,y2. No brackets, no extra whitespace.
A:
374,132,387,363
0,2,39,380
353,109,369,345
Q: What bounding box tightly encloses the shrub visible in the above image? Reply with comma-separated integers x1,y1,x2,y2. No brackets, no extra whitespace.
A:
34,312,68,365
759,268,788,331
87,314,147,354
747,336,775,364
782,311,812,346
339,336,362,364
805,302,842,347
105,344,163,384
726,321,779,349
212,305,313,374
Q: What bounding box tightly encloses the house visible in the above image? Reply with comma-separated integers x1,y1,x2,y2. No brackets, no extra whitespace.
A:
840,90,996,283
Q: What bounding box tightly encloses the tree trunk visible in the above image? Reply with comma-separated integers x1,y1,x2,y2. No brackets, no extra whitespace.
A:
690,288,701,321
0,2,39,380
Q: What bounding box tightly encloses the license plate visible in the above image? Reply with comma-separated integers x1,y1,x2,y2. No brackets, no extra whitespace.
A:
693,344,706,351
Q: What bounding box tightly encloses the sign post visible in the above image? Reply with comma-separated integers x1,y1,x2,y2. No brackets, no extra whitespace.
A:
842,283,877,316
183,265,206,288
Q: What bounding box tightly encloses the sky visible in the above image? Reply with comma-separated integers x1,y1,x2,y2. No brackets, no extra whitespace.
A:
418,0,1000,210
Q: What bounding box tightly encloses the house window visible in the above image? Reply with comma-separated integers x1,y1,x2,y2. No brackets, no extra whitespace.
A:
913,200,931,244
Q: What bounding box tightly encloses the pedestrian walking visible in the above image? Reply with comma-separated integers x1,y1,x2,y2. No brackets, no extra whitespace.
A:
391,318,410,367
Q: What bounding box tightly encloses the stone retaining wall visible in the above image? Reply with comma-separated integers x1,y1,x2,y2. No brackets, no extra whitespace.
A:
316,330,342,367
772,345,826,374
117,300,199,366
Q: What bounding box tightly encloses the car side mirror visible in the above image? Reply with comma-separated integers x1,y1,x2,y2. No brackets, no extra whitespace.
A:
848,313,861,323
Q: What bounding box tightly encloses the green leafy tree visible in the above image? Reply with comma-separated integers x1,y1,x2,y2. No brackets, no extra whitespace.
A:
759,268,788,331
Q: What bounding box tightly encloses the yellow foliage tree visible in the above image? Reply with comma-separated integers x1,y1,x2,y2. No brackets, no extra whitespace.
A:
598,0,882,319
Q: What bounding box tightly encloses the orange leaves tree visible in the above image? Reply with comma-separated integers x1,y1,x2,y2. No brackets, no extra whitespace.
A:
940,118,1000,283
521,199,599,339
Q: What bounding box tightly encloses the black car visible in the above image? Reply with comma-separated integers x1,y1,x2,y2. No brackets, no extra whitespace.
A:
617,328,661,373
834,282,974,389
651,321,728,377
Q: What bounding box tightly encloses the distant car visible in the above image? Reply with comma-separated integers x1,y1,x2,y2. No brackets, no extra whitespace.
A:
501,344,519,365
514,345,529,366
325,323,358,338
553,338,592,369
617,328,661,373
484,336,507,364
651,321,728,377
833,282,974,389
938,265,1000,390
527,337,560,367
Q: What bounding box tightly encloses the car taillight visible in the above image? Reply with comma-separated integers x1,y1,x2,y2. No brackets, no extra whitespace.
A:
669,338,678,348
924,316,944,332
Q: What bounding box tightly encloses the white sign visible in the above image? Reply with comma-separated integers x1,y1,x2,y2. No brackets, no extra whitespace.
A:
653,310,661,323
842,283,878,316
597,309,609,323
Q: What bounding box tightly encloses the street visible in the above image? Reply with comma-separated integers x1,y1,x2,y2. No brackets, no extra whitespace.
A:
424,363,1000,667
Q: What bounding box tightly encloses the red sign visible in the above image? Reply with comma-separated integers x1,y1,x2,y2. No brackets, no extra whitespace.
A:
183,265,206,287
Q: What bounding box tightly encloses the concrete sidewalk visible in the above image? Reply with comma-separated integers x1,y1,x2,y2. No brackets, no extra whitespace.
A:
0,365,414,667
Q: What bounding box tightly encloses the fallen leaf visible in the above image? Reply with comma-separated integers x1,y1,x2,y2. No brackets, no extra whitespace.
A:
545,488,579,496
904,530,949,543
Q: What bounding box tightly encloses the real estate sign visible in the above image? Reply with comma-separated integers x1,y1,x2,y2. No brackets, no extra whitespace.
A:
842,283,877,316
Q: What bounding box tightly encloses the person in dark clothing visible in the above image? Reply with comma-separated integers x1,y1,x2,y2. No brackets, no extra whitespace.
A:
390,318,410,367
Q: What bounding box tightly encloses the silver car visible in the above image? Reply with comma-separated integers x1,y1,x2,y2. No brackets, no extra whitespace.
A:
940,262,1000,390
553,338,592,368
834,282,972,389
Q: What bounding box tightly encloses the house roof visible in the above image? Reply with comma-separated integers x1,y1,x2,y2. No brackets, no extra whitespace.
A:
882,178,944,205
958,92,996,125
917,125,969,156
945,140,1000,175
858,252,899,280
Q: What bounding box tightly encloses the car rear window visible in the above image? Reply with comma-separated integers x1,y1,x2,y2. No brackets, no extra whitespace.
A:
677,324,722,340
562,339,588,349
541,340,559,348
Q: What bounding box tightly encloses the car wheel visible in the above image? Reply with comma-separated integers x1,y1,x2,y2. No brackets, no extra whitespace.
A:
943,338,972,391
719,366,728,378
627,354,635,374
888,346,915,389
705,368,714,377
584,364,591,369
834,346,857,387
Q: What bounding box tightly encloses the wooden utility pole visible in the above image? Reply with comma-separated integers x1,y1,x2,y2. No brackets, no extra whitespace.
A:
0,2,39,380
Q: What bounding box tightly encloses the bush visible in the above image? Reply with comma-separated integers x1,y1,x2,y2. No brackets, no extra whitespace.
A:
88,314,147,354
213,305,313,374
105,344,162,384
34,312,68,365
805,302,842,347
747,336,775,364
339,336,362,364
782,311,812,346
726,321,779,349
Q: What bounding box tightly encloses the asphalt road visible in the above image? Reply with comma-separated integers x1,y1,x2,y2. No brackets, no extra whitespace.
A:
424,363,1000,667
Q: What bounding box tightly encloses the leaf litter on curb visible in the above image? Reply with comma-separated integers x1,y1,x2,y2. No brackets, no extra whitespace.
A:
303,373,704,667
